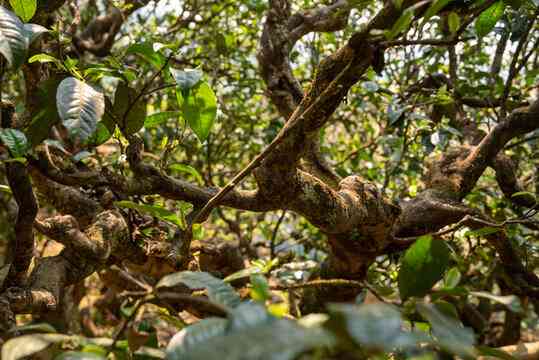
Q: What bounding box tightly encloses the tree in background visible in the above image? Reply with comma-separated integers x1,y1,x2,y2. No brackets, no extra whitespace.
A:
0,0,538,358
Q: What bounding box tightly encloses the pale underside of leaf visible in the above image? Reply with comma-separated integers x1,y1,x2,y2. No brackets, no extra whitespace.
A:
0,6,28,68
56,77,105,141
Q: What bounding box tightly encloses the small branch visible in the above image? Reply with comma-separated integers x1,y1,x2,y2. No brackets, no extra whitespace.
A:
382,36,473,48
123,53,174,123
270,210,286,258
271,279,386,303
500,11,538,118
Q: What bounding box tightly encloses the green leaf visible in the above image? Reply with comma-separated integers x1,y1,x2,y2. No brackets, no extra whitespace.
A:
166,318,228,359
170,68,203,94
56,77,105,142
328,303,424,351
28,53,63,67
420,0,452,28
125,42,166,69
156,271,241,308
84,110,115,148
0,6,28,68
84,123,113,147
223,267,263,283
511,191,536,202
114,200,184,229
475,1,505,37
398,235,450,299
464,226,501,237
250,274,270,302
227,303,273,330
54,352,106,360
111,82,146,136
26,76,63,146
9,0,36,22
177,82,217,142
417,303,476,359
448,12,460,34
144,111,182,128
168,163,204,185
0,184,11,194
476,346,519,360
470,291,524,313
1,333,71,360
167,306,332,360
0,128,29,157
386,7,414,40
9,323,57,334
443,267,461,288
433,300,459,319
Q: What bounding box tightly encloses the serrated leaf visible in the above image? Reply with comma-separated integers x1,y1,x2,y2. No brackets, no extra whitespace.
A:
177,82,217,142
156,271,240,308
475,1,505,37
9,0,36,22
0,6,28,68
448,12,460,34
144,111,182,128
114,200,184,229
470,291,523,313
1,333,71,360
386,7,414,40
417,303,476,359
398,235,450,299
328,303,424,351
112,82,146,136
170,68,203,93
168,163,204,185
56,77,105,142
0,128,29,157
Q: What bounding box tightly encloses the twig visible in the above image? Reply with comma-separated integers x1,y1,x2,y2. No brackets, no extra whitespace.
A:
392,214,539,245
271,279,386,303
123,53,174,123
500,11,538,118
270,210,287,258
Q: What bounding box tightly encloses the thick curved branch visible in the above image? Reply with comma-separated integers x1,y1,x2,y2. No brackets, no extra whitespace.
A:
257,0,352,188
460,99,539,195
30,167,102,227
3,162,38,287
491,154,536,208
73,1,151,57
1,104,38,288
